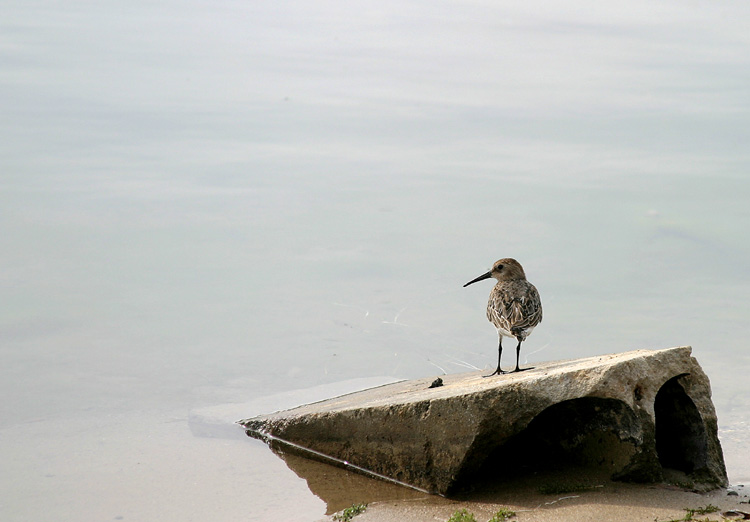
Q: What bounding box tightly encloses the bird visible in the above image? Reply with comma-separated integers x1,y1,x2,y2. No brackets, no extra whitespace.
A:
463,258,542,376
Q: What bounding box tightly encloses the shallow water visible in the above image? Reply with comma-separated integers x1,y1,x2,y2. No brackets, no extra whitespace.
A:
2,1,750,520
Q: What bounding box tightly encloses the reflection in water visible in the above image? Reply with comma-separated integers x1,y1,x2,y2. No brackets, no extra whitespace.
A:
246,427,432,495
271,447,430,515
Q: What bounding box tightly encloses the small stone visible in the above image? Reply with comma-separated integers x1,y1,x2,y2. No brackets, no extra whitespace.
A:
428,377,443,389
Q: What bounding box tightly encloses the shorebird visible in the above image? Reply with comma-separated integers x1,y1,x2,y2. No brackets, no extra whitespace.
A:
464,258,542,376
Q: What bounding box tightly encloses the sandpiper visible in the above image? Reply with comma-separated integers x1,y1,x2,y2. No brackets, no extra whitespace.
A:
464,258,542,376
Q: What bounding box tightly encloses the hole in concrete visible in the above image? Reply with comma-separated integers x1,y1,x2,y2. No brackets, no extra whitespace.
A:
654,375,708,473
455,397,639,492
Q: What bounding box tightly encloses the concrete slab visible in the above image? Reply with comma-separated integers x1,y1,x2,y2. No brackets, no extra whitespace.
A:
240,347,727,495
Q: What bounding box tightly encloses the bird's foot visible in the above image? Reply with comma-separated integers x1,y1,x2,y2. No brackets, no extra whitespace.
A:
512,366,535,373
483,368,507,377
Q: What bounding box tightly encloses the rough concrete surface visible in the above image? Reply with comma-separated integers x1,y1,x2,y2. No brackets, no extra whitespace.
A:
241,347,727,495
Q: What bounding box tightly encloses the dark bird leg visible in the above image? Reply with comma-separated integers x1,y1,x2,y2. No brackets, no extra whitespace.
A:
512,337,534,372
484,337,506,377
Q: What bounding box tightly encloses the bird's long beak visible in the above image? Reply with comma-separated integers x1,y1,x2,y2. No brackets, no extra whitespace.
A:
463,271,492,287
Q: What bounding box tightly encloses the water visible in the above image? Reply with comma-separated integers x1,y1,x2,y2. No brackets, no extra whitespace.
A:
2,1,749,520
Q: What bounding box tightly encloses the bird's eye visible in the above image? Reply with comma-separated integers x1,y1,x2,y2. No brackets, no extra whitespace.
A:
496,264,503,271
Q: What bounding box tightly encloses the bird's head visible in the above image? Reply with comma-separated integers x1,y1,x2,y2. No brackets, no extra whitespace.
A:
463,258,526,287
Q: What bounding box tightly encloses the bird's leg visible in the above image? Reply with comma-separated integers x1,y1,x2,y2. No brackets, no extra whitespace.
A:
513,338,522,372
484,337,506,377
512,337,534,372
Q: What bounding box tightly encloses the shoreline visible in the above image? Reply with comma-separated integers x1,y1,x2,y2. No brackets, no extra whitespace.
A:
323,481,749,522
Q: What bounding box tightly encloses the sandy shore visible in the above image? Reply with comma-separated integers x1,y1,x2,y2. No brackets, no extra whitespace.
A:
321,480,749,522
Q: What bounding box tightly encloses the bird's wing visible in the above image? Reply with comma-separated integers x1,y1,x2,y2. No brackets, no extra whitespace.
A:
487,296,510,332
519,283,542,328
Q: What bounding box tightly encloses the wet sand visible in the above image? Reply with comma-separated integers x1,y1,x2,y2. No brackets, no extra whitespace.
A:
323,481,749,522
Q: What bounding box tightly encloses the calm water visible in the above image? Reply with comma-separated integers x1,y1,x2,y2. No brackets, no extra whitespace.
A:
2,1,749,520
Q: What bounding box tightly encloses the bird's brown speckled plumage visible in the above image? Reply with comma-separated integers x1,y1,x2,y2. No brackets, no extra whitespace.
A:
464,258,542,375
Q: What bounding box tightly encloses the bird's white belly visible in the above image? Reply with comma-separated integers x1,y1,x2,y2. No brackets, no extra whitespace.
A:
496,325,535,339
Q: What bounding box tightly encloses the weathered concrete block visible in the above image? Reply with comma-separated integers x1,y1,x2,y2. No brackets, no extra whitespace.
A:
240,347,727,495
